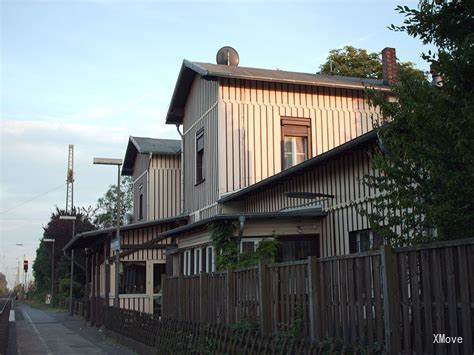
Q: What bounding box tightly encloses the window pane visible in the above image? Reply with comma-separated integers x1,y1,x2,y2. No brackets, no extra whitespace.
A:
196,130,204,183
242,241,255,253
283,136,308,169
276,236,320,262
153,263,166,293
196,133,204,151
295,136,307,154
120,261,146,294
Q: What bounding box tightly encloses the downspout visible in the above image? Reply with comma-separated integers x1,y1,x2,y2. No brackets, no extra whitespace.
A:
176,124,184,215
237,215,246,257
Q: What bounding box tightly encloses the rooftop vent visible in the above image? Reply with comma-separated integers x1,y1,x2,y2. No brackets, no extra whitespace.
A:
216,46,239,66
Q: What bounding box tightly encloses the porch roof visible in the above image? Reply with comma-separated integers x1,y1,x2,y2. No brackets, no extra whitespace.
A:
63,214,188,252
158,208,327,239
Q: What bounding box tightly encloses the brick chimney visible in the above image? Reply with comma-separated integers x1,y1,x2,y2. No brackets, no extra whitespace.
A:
430,64,443,87
382,47,398,85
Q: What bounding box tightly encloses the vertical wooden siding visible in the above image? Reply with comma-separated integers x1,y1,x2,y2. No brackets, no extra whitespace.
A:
148,154,181,220
218,79,381,196
132,154,149,220
121,225,174,262
182,76,219,217
238,143,378,257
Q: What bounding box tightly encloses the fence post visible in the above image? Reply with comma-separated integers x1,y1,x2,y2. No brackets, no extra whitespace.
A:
226,269,235,324
259,260,271,335
307,256,320,342
199,273,207,323
381,245,401,355
178,275,184,321
161,274,166,318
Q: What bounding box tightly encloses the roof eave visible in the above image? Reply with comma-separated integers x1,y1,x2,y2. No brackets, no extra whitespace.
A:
165,60,202,125
63,214,189,252
161,210,327,239
165,60,390,125
121,137,138,176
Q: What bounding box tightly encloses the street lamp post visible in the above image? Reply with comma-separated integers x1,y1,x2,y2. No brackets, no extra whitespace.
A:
43,238,55,303
93,157,123,308
60,215,76,315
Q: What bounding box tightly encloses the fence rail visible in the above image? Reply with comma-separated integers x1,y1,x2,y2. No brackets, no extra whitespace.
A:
104,305,376,354
163,238,474,354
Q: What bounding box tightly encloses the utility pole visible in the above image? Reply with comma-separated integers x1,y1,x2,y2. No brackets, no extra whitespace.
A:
93,157,123,308
66,144,74,214
43,238,55,303
60,215,76,315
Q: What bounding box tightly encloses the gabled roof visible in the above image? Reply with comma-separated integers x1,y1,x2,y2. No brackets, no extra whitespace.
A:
218,130,378,203
122,136,181,176
166,60,391,124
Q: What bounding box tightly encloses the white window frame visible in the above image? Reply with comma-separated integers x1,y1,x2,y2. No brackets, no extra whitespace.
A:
194,248,202,275
283,136,308,168
183,250,192,276
239,238,269,253
205,246,215,273
351,230,379,253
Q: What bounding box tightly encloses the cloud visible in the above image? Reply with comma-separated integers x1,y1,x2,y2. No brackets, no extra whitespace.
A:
1,119,128,144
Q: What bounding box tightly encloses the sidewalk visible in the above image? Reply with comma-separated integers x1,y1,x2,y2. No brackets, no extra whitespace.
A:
11,302,135,355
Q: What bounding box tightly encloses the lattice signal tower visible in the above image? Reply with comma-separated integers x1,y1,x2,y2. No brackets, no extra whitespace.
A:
66,144,74,214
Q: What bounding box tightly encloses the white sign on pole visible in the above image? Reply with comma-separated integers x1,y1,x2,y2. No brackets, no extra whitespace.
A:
110,237,120,251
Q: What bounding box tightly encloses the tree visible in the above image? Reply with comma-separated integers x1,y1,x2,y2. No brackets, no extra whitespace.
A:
319,45,426,81
94,176,133,229
32,207,95,301
209,221,278,270
0,272,7,294
362,0,474,246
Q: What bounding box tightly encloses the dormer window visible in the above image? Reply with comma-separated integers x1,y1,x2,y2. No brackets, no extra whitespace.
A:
281,118,311,170
195,129,205,184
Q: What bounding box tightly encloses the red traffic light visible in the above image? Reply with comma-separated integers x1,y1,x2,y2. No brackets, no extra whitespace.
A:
23,260,28,272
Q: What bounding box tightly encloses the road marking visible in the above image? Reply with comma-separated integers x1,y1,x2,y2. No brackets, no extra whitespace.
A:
22,307,53,355
9,309,15,322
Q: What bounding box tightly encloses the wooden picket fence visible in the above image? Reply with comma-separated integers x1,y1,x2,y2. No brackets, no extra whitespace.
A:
104,305,377,354
163,238,474,354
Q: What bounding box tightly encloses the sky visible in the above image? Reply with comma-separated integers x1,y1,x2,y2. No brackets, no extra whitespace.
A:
0,0,430,286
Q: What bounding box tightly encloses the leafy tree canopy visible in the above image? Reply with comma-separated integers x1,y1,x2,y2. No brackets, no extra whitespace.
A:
210,221,278,270
93,176,133,229
0,272,7,294
32,207,95,299
319,45,426,81
363,0,474,246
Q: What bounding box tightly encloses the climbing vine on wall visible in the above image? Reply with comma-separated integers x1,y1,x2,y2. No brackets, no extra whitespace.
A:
209,221,279,270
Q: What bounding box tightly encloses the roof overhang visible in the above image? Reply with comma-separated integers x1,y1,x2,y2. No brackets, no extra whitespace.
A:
159,209,327,239
166,62,198,125
122,137,139,176
63,214,189,252
165,60,391,125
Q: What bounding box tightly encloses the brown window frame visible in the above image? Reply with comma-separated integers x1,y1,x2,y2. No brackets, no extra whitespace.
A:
195,128,205,185
281,117,311,170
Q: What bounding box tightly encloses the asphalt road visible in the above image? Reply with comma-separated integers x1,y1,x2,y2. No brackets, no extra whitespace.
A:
10,302,135,355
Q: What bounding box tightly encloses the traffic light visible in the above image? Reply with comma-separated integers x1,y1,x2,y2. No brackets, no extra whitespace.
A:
23,260,28,272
